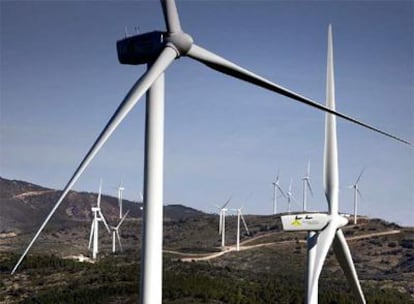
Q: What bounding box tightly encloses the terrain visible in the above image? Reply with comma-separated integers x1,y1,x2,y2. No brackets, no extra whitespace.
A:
0,177,413,303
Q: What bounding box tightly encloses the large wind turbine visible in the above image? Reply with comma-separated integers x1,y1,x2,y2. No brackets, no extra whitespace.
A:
12,1,411,303
282,25,366,303
88,180,111,260
350,170,364,225
302,161,314,211
111,210,130,253
272,172,286,214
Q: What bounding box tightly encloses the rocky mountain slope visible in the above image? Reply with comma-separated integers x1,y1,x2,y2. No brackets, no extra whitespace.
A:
0,177,413,303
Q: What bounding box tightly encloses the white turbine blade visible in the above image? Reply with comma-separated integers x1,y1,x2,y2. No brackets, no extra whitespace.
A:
324,24,339,215
355,169,365,185
88,220,95,250
276,185,286,198
187,43,411,146
116,230,123,252
10,47,177,275
240,213,249,235
288,179,293,193
221,196,232,209
307,160,311,177
116,210,130,229
356,188,364,200
97,179,103,208
306,179,314,197
309,219,338,301
218,212,222,234
333,229,366,303
160,0,182,33
99,211,111,233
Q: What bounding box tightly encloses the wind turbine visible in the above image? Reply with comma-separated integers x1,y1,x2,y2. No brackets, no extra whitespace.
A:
272,172,286,214
117,183,125,219
282,25,366,303
11,1,411,303
350,170,364,225
215,197,231,248
287,179,297,213
302,161,314,211
233,207,250,251
88,180,111,260
111,210,130,253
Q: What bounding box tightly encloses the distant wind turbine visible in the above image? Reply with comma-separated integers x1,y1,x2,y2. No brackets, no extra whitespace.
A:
215,197,231,249
349,169,365,225
282,25,366,303
302,161,314,211
232,207,250,251
287,179,297,214
88,180,111,260
117,183,125,219
272,172,286,214
111,210,130,253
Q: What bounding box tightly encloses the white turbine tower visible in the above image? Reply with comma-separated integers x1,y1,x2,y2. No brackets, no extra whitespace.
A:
350,170,364,225
88,180,111,260
282,25,366,303
233,207,250,251
117,183,125,219
111,210,130,253
215,197,231,249
302,161,314,211
11,1,411,303
272,172,286,215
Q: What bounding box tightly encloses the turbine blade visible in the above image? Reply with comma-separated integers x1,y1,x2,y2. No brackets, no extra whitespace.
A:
10,47,177,275
88,220,94,249
324,24,339,215
99,211,111,233
116,231,123,252
309,219,338,301
307,179,314,197
219,212,222,234
221,196,232,209
160,0,182,33
276,185,286,198
307,160,311,177
355,169,365,185
97,179,103,208
240,213,249,235
333,229,366,304
356,189,364,200
187,43,411,146
116,210,130,229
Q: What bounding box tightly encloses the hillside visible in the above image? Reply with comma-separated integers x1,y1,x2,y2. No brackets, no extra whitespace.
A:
0,177,413,303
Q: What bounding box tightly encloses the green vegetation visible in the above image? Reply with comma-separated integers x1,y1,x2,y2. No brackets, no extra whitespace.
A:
1,252,412,304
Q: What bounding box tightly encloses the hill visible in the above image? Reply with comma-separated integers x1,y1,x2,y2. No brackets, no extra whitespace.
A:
0,177,413,303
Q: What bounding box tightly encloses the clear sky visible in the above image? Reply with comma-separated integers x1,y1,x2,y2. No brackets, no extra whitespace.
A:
1,1,413,226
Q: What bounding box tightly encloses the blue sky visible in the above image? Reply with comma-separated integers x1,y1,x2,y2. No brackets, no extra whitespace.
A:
1,1,413,226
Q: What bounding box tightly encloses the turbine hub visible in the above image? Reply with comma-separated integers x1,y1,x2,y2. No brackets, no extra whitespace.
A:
333,214,349,228
165,32,193,56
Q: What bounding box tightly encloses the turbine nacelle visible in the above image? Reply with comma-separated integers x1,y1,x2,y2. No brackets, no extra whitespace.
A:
117,31,166,65
281,213,348,232
117,30,193,65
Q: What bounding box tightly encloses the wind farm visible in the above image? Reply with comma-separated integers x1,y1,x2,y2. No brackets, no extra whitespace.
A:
1,0,413,303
